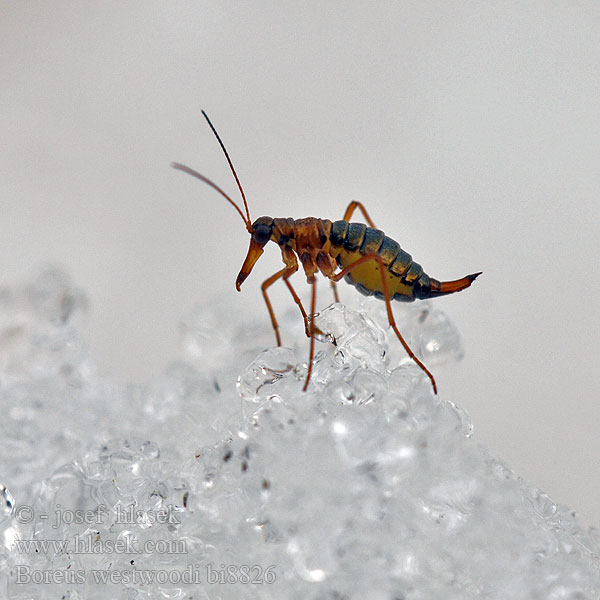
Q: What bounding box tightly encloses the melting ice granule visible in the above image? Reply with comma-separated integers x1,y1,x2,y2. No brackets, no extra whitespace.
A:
0,267,598,599
0,485,15,524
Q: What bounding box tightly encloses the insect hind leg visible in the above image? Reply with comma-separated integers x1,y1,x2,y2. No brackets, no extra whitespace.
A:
331,201,378,304
331,252,438,395
342,201,377,227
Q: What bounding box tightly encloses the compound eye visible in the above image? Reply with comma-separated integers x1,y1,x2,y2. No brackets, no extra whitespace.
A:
252,224,272,245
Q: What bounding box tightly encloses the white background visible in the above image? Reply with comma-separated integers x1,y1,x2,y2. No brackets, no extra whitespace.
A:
2,3,598,525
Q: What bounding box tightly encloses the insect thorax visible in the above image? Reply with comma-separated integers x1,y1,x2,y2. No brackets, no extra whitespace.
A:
272,218,332,252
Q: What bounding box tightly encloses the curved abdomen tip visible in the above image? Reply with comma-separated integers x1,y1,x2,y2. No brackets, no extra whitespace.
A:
415,271,482,299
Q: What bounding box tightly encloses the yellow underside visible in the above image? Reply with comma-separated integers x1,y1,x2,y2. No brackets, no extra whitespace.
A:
335,248,414,300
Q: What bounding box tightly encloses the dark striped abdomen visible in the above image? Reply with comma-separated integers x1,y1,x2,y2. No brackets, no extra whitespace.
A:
329,220,434,302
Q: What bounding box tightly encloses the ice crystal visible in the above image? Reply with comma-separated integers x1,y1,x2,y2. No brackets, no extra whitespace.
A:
0,267,598,599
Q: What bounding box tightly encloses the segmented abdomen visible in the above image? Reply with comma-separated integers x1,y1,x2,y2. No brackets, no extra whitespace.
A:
328,220,433,301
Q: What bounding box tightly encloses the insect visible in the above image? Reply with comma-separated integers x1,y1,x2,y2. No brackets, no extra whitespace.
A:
173,111,481,395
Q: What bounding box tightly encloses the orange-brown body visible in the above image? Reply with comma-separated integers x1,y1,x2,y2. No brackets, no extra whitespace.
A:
239,215,479,303
173,111,481,395
234,209,481,396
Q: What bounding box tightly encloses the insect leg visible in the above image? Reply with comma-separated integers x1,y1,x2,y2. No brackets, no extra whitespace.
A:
330,201,378,303
342,201,377,227
262,267,321,346
282,273,312,337
331,253,438,394
261,268,288,346
330,280,340,303
303,279,317,392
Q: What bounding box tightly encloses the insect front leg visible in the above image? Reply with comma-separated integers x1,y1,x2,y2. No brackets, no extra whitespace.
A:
331,253,438,395
261,268,288,346
261,255,321,349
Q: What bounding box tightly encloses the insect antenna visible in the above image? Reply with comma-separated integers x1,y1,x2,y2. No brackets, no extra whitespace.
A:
171,110,252,230
201,110,251,225
171,162,250,227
